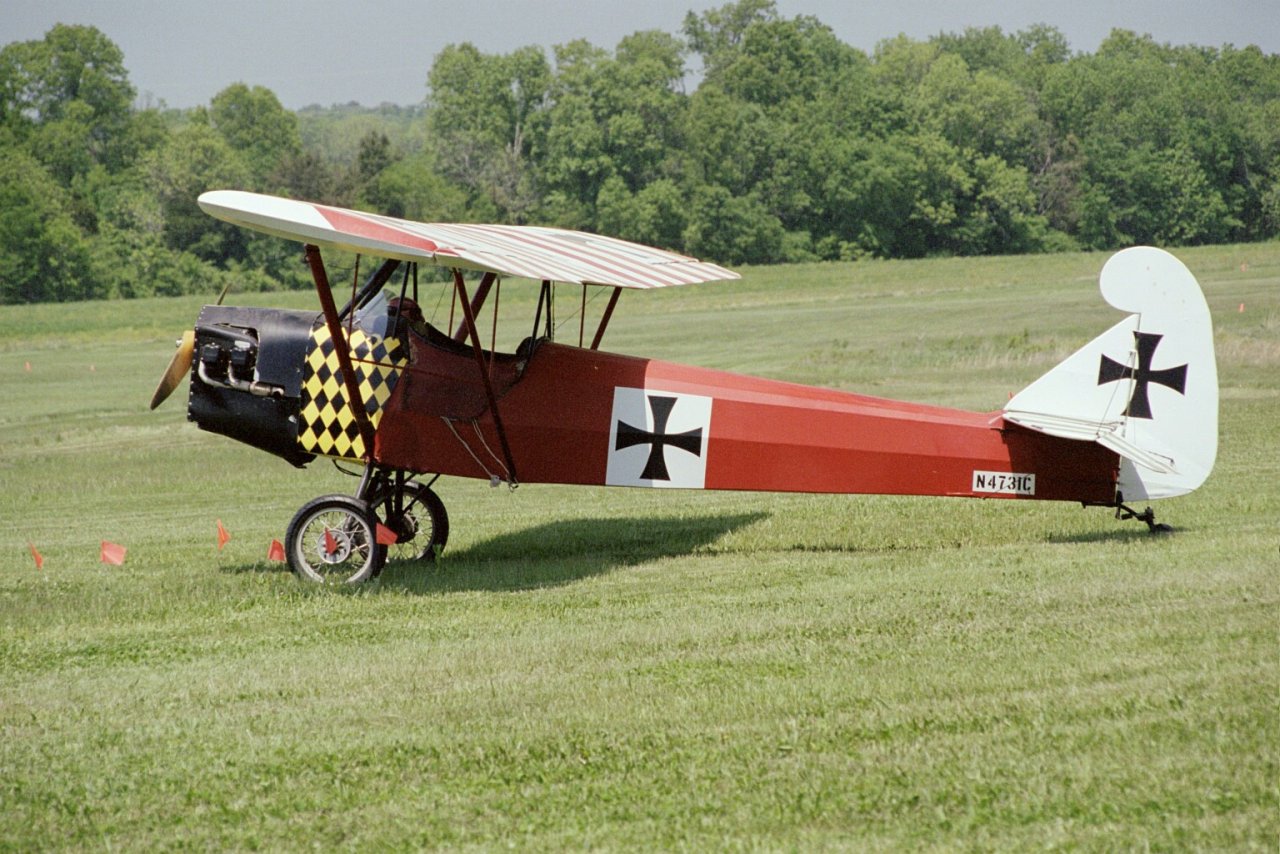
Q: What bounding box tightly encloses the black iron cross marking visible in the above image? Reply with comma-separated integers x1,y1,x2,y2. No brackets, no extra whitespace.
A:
1097,331,1188,419
615,395,703,481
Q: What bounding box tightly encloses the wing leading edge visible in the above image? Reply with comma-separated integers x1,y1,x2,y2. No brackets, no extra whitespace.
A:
198,190,739,289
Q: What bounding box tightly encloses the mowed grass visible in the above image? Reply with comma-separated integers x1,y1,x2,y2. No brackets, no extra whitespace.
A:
0,245,1276,850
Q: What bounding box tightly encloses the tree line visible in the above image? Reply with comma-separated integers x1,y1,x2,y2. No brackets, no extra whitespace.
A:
2,0,1277,303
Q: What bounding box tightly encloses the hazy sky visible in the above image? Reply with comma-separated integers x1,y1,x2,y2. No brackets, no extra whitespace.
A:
4,0,1277,109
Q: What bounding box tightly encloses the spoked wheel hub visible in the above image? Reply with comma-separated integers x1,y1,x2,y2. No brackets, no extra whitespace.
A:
285,495,381,584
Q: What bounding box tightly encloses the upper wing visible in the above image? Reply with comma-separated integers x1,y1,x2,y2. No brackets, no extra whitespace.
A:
198,190,739,289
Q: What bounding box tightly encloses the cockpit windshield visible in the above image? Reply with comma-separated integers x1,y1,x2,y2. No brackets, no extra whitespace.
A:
353,288,396,341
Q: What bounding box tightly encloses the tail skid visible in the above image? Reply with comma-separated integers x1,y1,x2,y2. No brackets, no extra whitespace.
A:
1003,247,1218,501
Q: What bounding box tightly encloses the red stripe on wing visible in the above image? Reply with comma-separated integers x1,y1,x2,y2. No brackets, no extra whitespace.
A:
316,206,444,255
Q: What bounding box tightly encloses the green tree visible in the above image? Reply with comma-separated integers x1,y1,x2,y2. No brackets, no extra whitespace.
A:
337,129,402,208
601,30,687,188
1078,142,1233,247
86,181,244,298
354,130,396,182
533,32,689,228
682,184,784,264
912,52,1044,168
0,149,96,302
871,34,942,93
683,0,778,79
595,176,690,250
0,24,132,126
955,152,1050,253
681,85,768,196
711,14,855,106
932,26,1030,77
27,99,97,185
1038,31,1277,246
361,151,469,222
271,149,338,204
210,83,300,184
530,40,612,227
804,134,919,258
0,23,144,187
144,118,253,260
427,43,550,221
296,103,426,168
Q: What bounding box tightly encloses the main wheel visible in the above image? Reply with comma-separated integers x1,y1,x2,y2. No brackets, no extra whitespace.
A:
285,495,382,584
367,480,449,570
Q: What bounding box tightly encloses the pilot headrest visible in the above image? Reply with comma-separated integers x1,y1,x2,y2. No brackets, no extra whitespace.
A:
389,296,423,321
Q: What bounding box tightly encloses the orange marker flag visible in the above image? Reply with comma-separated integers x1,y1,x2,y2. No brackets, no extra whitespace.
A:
24,361,31,372
100,541,126,566
216,519,231,551
267,539,286,562
323,528,338,556
375,523,398,545
28,543,44,570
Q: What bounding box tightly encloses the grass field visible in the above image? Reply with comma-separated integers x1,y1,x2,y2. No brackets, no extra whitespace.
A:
1,245,1276,850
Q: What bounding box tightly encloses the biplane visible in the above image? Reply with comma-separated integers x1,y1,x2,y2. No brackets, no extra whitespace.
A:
150,190,1218,582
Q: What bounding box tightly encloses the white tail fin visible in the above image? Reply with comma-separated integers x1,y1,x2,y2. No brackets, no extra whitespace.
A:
1004,247,1217,500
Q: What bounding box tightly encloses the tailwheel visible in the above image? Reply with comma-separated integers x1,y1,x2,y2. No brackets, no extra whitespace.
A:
367,478,449,573
285,495,383,584
1116,502,1174,533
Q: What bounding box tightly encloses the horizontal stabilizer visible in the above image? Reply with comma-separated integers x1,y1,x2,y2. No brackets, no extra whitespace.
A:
1000,410,1124,444
1004,247,1217,500
1094,431,1176,476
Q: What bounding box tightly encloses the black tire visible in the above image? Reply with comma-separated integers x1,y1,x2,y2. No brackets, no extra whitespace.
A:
285,495,383,584
368,481,449,571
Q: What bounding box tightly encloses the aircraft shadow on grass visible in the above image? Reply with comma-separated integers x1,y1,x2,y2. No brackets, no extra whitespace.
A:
385,511,768,593
223,511,767,593
1045,525,1182,544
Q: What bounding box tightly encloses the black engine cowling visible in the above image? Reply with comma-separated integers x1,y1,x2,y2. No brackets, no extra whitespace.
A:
186,305,318,467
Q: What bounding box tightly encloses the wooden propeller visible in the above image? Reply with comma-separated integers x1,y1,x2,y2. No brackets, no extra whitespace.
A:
149,282,233,410
148,329,195,410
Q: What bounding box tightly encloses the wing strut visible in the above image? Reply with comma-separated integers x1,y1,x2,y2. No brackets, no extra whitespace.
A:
453,271,496,343
452,269,519,485
305,244,376,459
590,287,622,350
531,280,551,343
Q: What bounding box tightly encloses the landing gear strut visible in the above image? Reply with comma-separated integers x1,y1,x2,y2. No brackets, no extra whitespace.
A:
284,466,449,583
365,472,449,571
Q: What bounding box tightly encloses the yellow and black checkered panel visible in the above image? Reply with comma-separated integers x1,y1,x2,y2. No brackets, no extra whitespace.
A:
298,325,407,459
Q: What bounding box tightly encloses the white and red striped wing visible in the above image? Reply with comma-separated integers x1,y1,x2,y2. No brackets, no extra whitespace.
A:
198,190,738,289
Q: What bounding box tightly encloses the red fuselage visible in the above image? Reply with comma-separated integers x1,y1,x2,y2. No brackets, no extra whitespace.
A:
373,339,1119,504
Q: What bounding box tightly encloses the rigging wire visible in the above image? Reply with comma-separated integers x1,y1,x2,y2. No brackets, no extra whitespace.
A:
555,286,606,336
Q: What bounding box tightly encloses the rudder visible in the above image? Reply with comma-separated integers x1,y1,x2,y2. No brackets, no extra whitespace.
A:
1003,247,1218,500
